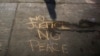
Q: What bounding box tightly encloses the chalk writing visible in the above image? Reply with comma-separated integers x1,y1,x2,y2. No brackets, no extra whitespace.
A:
29,40,34,51
29,40,68,53
62,44,68,53
38,43,45,52
27,15,68,54
50,33,61,40
37,29,49,40
46,44,54,52
27,16,71,30
37,29,61,40
52,43,60,52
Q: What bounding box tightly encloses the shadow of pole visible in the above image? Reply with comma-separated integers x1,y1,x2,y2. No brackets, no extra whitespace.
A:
44,0,56,21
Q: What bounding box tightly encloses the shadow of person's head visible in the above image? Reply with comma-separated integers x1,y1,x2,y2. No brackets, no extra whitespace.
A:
91,0,100,3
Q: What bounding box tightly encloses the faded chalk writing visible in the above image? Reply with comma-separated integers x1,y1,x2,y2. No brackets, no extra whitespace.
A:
27,15,68,54
27,16,70,30
29,40,68,53
29,40,34,51
37,29,49,40
37,29,61,40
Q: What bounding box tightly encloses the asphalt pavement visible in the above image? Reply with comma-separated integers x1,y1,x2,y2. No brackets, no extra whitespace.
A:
0,0,100,56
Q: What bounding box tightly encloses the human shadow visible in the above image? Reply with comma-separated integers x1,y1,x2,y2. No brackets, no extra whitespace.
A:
44,0,56,21
89,0,100,56
79,19,100,28
79,0,100,56
47,20,100,37
79,0,100,29
91,0,100,3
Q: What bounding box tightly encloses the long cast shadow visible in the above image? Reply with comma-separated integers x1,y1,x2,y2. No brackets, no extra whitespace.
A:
80,0,100,56
44,0,56,21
